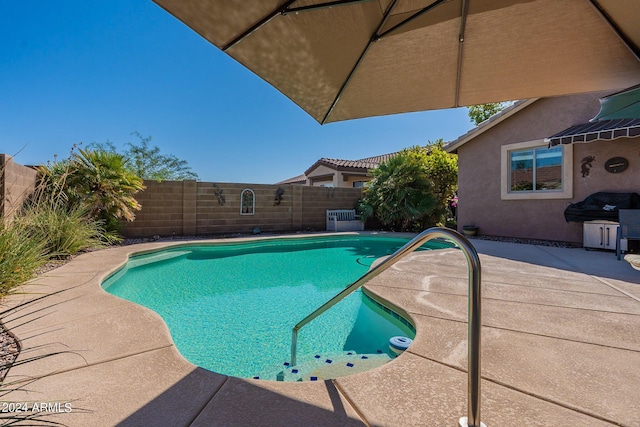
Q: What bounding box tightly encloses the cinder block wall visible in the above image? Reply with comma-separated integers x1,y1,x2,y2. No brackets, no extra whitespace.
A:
0,154,38,221
0,156,364,235
300,186,367,230
122,180,363,237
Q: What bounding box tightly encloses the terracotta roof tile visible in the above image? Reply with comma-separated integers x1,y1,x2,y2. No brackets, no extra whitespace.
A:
282,148,406,184
275,174,307,185
315,152,400,170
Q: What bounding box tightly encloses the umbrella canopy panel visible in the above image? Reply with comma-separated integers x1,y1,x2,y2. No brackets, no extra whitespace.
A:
154,0,640,124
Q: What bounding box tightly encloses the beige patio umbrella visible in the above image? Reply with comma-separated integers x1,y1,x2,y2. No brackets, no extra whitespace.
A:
153,0,640,124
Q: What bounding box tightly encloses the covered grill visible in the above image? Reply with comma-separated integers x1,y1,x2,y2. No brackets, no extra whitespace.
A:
564,192,640,222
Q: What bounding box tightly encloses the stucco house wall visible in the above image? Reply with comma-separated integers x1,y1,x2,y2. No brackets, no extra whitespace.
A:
306,164,370,187
306,164,337,186
454,91,639,244
342,174,371,187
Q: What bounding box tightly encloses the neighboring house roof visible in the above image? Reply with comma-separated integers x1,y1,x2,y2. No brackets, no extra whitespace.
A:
444,99,537,153
275,174,307,185
304,153,399,175
357,152,398,165
276,150,401,185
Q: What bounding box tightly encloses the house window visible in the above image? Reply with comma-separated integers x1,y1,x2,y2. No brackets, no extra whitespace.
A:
240,188,255,215
352,181,367,188
509,145,562,192
501,140,572,200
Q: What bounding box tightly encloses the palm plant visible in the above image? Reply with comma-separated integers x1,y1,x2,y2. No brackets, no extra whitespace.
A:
64,148,145,232
360,147,438,231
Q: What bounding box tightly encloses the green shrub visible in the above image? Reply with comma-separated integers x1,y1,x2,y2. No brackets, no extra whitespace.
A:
359,146,438,231
0,146,135,297
39,147,145,233
359,143,458,231
18,200,110,258
0,194,114,297
0,219,48,295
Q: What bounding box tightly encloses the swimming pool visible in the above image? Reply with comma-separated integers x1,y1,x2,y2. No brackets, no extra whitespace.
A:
102,235,450,380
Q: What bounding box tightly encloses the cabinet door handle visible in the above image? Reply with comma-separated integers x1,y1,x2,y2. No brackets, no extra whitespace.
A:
606,227,610,247
600,227,604,246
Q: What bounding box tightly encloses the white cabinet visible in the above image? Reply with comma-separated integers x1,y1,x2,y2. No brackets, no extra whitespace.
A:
583,221,619,250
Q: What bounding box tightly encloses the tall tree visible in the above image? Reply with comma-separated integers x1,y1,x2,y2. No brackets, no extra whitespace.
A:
125,132,199,181
467,102,510,126
89,132,199,181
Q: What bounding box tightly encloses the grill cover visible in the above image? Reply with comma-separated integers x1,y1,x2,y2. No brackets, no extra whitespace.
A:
564,192,640,222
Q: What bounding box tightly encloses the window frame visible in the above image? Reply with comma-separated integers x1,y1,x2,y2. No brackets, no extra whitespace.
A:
240,188,255,215
500,139,573,200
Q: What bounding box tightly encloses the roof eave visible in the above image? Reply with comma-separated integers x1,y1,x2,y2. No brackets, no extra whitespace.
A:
444,99,539,153
303,159,330,176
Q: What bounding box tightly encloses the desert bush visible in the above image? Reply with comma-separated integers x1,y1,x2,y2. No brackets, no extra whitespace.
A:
18,199,109,258
0,219,48,295
38,147,145,233
359,144,457,231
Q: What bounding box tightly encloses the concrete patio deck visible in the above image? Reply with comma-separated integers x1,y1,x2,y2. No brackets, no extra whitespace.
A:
1,233,639,426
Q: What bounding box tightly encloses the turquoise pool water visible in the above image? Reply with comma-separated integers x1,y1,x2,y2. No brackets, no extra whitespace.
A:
102,235,449,380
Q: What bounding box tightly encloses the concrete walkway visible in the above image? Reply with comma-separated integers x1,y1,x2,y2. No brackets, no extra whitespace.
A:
1,234,639,426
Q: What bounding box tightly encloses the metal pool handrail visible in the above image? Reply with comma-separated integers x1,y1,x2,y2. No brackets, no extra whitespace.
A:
290,227,485,427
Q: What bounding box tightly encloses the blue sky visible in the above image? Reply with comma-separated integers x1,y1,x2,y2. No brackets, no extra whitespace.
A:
1,1,474,184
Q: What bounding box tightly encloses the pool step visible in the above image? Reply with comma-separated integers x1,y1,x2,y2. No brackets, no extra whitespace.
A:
256,351,391,382
126,250,191,268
